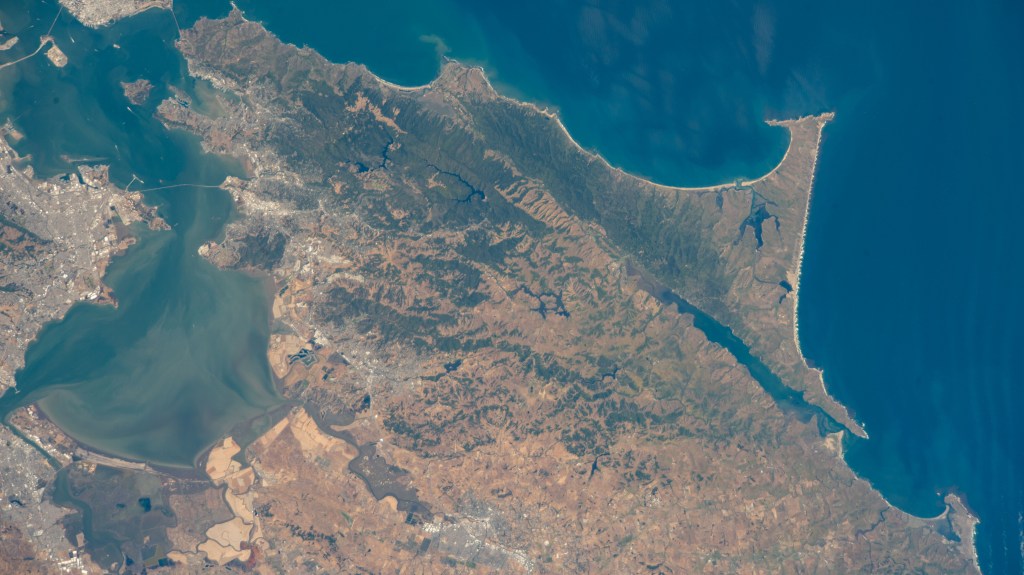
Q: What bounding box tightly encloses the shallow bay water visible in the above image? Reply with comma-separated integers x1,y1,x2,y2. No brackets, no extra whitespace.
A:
0,0,281,467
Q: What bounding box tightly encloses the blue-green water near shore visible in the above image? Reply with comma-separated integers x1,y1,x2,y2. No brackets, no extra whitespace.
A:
2,0,1022,571
228,1,1024,572
224,0,791,188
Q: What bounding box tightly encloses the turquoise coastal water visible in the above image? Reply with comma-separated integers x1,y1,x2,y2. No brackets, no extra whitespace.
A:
225,0,791,187
225,1,1024,572
1,0,1021,571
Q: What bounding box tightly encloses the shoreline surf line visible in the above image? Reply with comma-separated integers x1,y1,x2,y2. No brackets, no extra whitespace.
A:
371,48,983,559
787,117,979,572
223,6,788,193
826,426,978,571
444,61,794,193
442,53,983,560
213,13,862,436
788,115,868,440
183,11,980,569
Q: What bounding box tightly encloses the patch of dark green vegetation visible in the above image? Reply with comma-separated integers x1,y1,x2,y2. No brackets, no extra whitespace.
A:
410,254,485,308
234,229,287,270
285,522,339,553
456,229,521,266
51,464,176,573
176,16,829,478
0,282,28,294
346,443,432,524
323,286,450,344
0,213,48,258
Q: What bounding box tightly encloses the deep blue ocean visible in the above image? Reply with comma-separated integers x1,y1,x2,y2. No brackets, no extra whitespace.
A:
216,1,1024,571
4,0,1020,571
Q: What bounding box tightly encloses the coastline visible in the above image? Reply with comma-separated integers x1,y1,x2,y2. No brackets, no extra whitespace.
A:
481,73,985,562
787,116,981,572
432,55,986,564
352,42,985,562
226,2,785,196
945,492,982,573
128,9,987,570
787,115,869,440
445,57,880,442
457,65,772,194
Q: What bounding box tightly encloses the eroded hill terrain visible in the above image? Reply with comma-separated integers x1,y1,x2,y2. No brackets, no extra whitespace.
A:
0,6,980,574
152,12,975,573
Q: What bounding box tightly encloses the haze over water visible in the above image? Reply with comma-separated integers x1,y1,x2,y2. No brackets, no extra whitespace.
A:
233,1,1024,572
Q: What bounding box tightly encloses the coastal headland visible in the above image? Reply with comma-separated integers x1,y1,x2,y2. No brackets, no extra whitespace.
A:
0,3,981,573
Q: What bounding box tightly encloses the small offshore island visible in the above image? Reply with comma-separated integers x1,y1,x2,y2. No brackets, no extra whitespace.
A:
0,0,982,573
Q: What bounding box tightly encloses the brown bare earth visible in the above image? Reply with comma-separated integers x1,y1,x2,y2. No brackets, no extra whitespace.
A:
137,11,979,574
0,8,981,575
